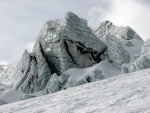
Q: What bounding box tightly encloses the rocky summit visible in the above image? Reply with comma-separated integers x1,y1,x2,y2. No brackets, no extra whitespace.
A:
10,12,106,94
0,12,146,96
93,21,144,69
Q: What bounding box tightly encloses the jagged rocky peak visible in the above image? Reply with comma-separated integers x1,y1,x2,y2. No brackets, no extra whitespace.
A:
12,42,52,94
93,20,143,43
33,12,106,75
106,34,144,69
12,50,32,88
11,12,106,93
93,21,144,69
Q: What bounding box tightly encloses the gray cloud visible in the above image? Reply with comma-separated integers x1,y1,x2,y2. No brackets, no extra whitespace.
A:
88,0,150,40
0,0,150,64
0,0,96,64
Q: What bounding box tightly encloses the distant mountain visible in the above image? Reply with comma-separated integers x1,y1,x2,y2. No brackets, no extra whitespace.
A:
93,21,143,43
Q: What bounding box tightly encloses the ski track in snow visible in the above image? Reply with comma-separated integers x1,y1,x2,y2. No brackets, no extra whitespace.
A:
0,69,150,113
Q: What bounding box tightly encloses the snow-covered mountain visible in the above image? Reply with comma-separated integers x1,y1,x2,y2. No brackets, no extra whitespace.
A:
10,12,106,94
4,12,144,95
93,21,143,43
93,21,144,70
0,68,150,113
1,12,150,111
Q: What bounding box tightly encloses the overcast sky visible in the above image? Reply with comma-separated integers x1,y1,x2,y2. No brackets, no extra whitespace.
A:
0,0,150,65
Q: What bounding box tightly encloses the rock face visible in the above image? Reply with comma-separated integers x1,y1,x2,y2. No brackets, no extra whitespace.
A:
3,13,145,95
130,54,150,72
93,21,143,43
11,12,106,93
12,50,32,89
33,12,106,75
43,73,60,95
12,43,52,94
106,35,144,69
93,21,144,69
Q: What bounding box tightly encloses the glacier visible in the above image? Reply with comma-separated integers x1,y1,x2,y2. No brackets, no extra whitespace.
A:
0,12,150,112
0,68,150,113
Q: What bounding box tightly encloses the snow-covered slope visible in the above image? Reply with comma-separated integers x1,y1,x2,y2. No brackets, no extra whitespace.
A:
0,83,25,105
93,21,143,43
59,60,121,90
43,60,121,94
106,34,143,69
129,39,150,73
0,68,150,113
0,64,15,83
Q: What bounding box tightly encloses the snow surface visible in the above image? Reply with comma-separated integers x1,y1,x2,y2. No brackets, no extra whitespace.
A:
0,68,150,113
42,60,121,94
120,39,144,57
62,60,121,85
0,83,25,105
0,64,15,83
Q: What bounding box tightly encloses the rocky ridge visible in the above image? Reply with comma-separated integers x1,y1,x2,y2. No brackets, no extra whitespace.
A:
93,21,144,69
10,12,106,94
0,12,147,96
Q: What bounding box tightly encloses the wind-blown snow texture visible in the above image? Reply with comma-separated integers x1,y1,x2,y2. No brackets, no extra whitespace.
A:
0,68,150,113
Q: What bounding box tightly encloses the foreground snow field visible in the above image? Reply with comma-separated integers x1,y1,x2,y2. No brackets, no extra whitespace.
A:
0,69,150,113
0,83,25,105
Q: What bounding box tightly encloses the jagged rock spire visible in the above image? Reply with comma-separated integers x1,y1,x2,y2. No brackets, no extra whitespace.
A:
11,12,106,93
33,12,106,75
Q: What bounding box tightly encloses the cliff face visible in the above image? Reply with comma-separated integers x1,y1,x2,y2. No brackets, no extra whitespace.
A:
13,43,52,93
33,12,106,75
11,12,106,94
0,12,145,95
93,21,143,43
106,34,143,69
93,21,144,69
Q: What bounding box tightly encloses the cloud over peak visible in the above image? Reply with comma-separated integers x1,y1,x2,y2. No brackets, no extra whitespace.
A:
0,0,150,64
88,0,150,40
